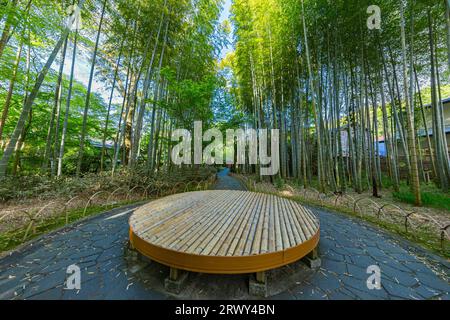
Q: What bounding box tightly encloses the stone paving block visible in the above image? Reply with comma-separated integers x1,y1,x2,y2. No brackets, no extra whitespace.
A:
269,290,296,300
404,261,439,275
382,279,423,300
322,249,345,262
341,246,366,256
303,256,322,269
341,274,367,292
376,241,408,254
294,284,327,300
24,287,63,300
321,258,347,275
97,247,121,262
413,284,442,300
346,263,367,280
0,286,22,300
326,289,354,300
413,272,450,293
312,272,342,291
379,264,417,287
31,271,66,294
348,254,378,269
164,271,189,295
390,253,420,263
344,283,390,300
249,276,268,297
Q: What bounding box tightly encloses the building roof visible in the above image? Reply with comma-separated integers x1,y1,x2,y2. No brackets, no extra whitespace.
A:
378,125,450,143
423,97,450,109
88,139,114,149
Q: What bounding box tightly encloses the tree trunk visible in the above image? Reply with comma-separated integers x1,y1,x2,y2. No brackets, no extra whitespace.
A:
57,30,79,176
0,41,23,144
12,108,32,175
147,20,169,171
414,65,436,176
400,2,421,205
51,36,69,176
112,21,138,174
301,0,325,191
445,0,450,69
100,37,124,172
0,0,19,60
130,0,167,168
12,39,31,175
76,0,107,176
42,35,69,174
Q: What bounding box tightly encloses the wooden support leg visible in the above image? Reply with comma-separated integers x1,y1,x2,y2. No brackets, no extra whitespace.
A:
249,271,268,297
256,271,266,284
126,237,140,262
128,229,135,250
308,248,319,260
165,267,188,294
303,247,321,269
169,267,179,281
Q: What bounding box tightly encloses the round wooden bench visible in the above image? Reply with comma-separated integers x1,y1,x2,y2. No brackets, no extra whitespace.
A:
129,190,320,277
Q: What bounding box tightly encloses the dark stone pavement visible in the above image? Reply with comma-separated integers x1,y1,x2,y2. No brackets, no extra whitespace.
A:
0,169,448,300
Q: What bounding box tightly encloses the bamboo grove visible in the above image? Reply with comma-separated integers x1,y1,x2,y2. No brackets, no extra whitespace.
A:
0,0,449,208
0,0,225,177
230,0,450,205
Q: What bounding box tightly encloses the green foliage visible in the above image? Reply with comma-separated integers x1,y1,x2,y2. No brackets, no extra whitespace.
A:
163,66,218,128
0,70,109,175
0,0,226,177
380,173,394,189
393,189,450,211
274,176,285,189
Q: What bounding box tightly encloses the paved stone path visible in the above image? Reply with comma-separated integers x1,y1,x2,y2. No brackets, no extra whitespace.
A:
212,167,246,190
0,170,448,300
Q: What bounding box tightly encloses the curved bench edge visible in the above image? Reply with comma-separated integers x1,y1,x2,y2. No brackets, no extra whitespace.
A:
129,227,320,274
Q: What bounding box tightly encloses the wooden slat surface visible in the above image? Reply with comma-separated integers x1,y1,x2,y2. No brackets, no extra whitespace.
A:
129,190,319,257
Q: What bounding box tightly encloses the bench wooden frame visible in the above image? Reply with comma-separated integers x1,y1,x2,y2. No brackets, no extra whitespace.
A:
129,191,320,274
